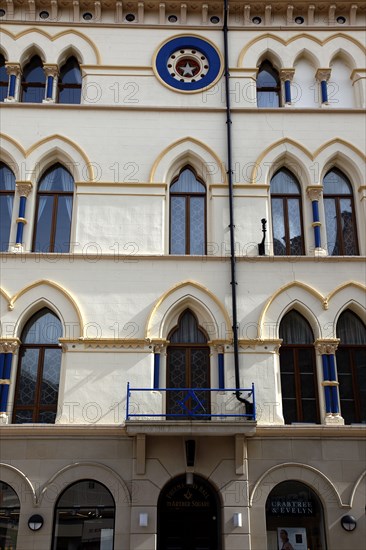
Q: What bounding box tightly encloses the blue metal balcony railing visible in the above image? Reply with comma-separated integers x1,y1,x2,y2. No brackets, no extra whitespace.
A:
126,383,256,421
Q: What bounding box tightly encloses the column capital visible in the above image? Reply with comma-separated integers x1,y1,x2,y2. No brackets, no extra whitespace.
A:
280,68,295,82
316,68,331,82
43,64,59,78
307,185,323,201
16,181,33,197
0,339,20,354
315,339,340,355
5,62,21,76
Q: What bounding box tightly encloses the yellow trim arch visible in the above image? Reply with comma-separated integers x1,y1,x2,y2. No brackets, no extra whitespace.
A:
149,136,227,185
146,280,232,340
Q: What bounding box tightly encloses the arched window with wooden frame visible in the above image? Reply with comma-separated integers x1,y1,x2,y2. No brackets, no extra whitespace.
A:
12,308,62,424
167,309,210,418
0,162,15,251
58,56,82,104
52,480,115,549
0,54,8,102
279,310,319,424
257,60,281,108
323,168,358,255
270,168,305,255
21,55,45,103
336,310,366,424
32,163,74,253
169,166,206,255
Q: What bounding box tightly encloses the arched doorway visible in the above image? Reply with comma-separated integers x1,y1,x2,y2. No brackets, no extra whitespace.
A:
266,481,327,549
157,474,221,550
167,309,210,418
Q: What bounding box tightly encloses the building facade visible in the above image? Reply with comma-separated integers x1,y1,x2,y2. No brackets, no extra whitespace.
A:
0,1,365,548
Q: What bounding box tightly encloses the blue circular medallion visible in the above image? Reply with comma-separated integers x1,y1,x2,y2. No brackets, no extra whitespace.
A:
154,36,222,92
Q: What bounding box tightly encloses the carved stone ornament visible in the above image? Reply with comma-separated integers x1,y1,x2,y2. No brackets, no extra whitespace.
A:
280,68,295,82
5,63,21,76
16,182,33,197
43,64,59,78
307,186,323,201
0,340,19,354
315,339,340,355
316,68,331,82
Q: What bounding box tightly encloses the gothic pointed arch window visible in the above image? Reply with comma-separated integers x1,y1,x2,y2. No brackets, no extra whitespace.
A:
257,60,281,107
279,310,319,424
167,309,210,417
270,168,304,255
58,56,82,104
32,163,74,253
0,162,15,251
336,310,366,424
53,480,115,549
170,166,206,255
12,308,62,423
21,55,45,103
0,54,8,101
323,168,358,255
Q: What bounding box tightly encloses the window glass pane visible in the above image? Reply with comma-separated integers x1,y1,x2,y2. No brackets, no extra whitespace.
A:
189,196,205,255
271,198,286,255
14,410,34,423
16,348,39,404
22,308,62,344
280,311,313,344
323,168,352,194
39,164,74,192
271,169,300,194
40,348,62,404
170,310,207,344
287,198,303,255
170,196,186,254
340,400,357,425
257,90,280,108
298,348,315,373
337,311,366,344
22,56,45,103
54,481,115,550
54,196,72,252
0,194,13,251
257,64,279,87
38,411,57,423
0,54,8,101
302,399,318,423
0,162,16,191
59,86,82,104
282,398,297,424
170,168,205,193
59,57,82,84
324,198,338,255
356,350,366,423
33,195,53,252
340,198,356,255
23,56,45,82
0,483,20,549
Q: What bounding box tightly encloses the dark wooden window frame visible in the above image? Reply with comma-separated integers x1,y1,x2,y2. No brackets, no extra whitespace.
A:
324,192,359,255
280,343,320,423
21,57,46,102
271,191,305,255
32,187,73,252
337,345,365,423
256,61,282,107
12,342,60,423
169,165,207,255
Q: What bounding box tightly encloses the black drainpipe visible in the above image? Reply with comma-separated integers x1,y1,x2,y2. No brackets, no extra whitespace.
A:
223,0,248,407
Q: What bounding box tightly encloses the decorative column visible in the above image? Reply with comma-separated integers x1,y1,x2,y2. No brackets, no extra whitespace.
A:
43,64,58,103
0,340,19,423
307,186,326,255
280,68,295,106
316,68,331,106
351,68,366,109
153,342,166,389
5,62,21,102
315,339,344,425
14,182,33,249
